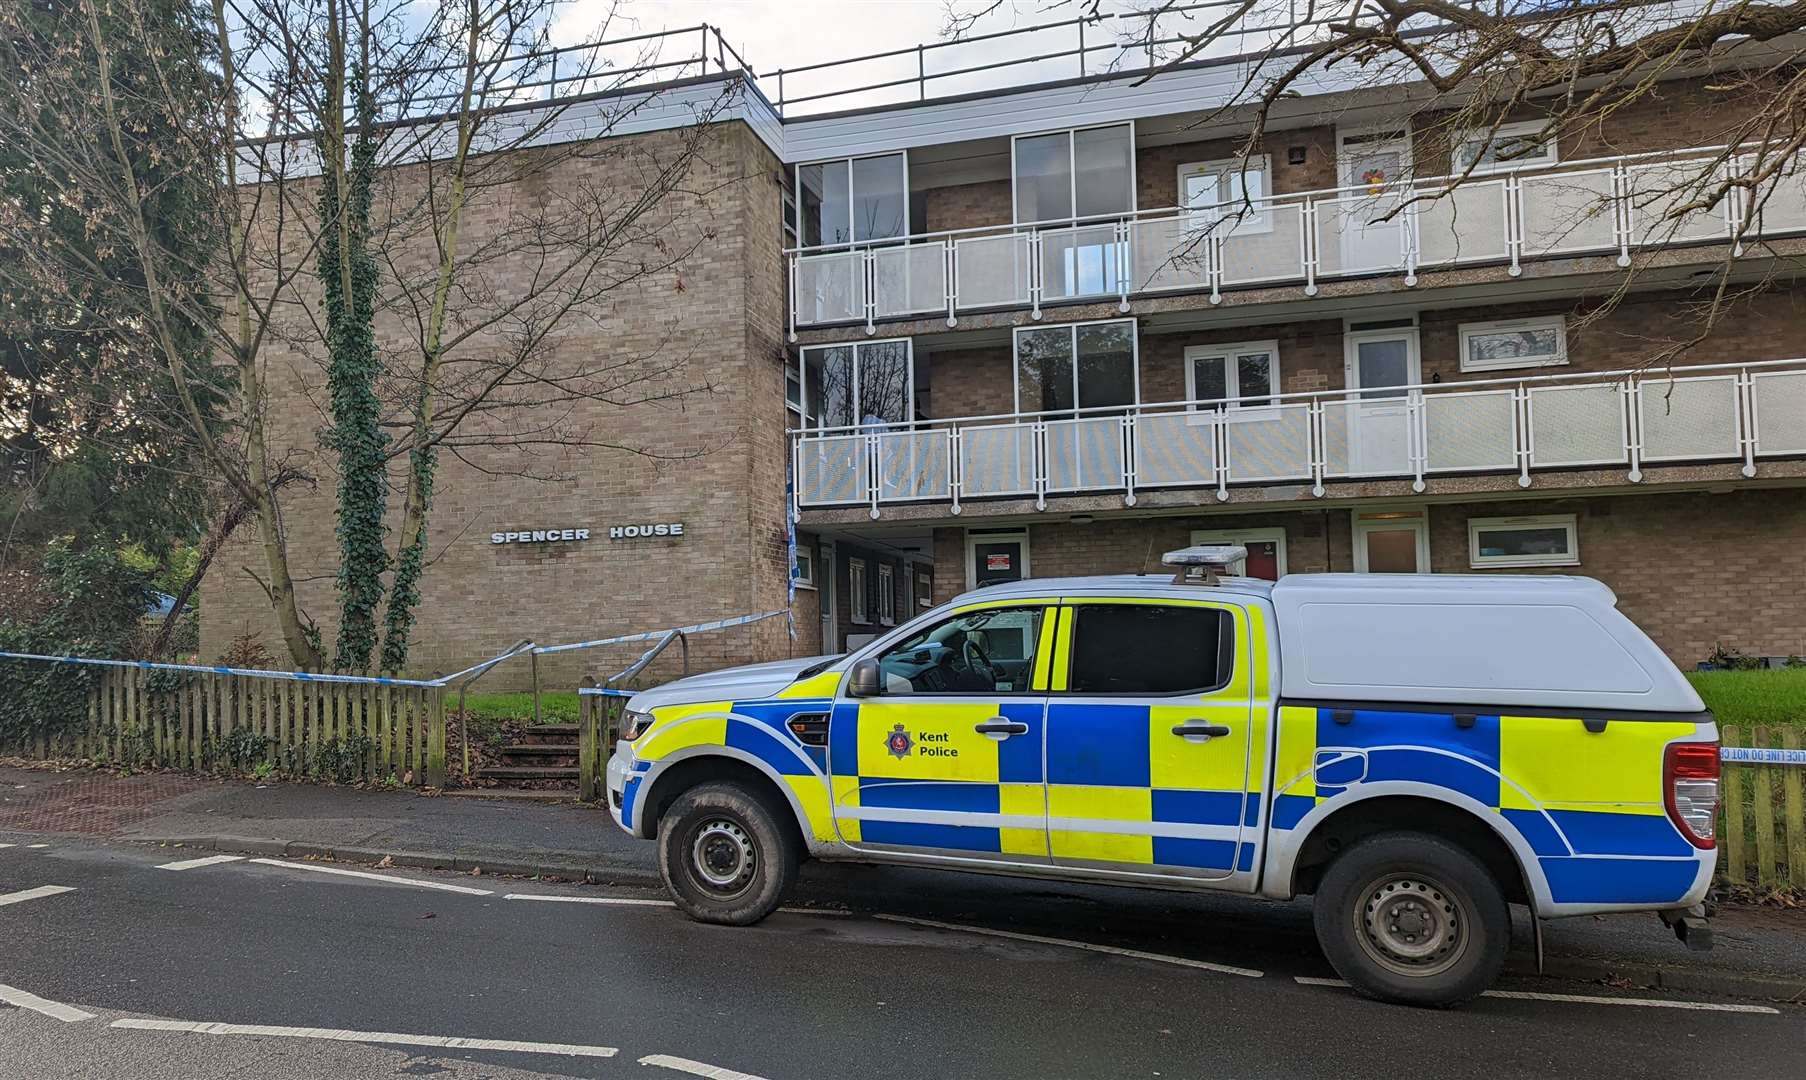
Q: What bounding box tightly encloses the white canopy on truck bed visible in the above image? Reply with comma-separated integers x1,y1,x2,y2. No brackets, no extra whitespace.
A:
1269,573,1705,713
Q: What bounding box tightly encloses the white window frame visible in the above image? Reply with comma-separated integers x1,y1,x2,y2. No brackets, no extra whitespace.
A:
793,546,816,590
1011,318,1140,415
1453,120,1558,176
1179,156,1272,234
1352,508,1431,574
916,569,933,609
877,563,896,625
848,557,870,625
1458,316,1568,373
1010,121,1137,226
797,338,916,433
793,152,911,248
1184,340,1281,412
1190,527,1288,578
965,529,1030,591
1344,325,1423,399
1468,513,1580,568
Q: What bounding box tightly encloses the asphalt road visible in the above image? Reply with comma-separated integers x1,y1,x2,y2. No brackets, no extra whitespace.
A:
0,834,1795,1080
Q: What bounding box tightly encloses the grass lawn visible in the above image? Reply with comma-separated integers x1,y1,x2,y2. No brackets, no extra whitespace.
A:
1688,668,1806,732
458,691,582,723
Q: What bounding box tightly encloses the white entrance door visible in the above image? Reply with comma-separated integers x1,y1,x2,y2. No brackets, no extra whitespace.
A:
1335,131,1412,273
1343,328,1420,476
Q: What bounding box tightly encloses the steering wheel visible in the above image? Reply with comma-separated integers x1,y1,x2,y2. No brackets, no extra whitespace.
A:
959,635,1003,689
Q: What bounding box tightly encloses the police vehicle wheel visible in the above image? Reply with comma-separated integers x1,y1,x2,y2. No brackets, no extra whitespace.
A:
1313,831,1508,1008
658,781,798,926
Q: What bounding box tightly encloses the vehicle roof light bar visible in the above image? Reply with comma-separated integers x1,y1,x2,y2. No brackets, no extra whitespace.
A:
1161,545,1247,585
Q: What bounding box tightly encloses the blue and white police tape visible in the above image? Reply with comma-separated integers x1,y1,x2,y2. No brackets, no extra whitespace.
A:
531,610,787,657
0,650,443,688
577,687,636,698
1721,746,1806,766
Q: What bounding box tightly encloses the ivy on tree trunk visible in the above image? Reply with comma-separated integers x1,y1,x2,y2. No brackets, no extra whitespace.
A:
317,57,388,674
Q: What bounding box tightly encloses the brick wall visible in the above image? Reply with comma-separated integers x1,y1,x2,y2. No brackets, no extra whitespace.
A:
929,488,1806,665
202,121,804,688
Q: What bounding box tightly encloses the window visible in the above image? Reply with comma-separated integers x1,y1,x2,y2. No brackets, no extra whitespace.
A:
1353,508,1430,574
874,606,1045,695
797,153,909,247
785,363,804,422
1066,604,1232,695
917,571,932,608
1185,341,1280,410
793,548,816,590
1190,528,1287,581
1453,121,1558,175
848,558,869,624
1013,123,1134,225
1180,157,1271,233
1468,514,1579,568
877,564,896,624
1459,316,1567,372
1014,319,1137,415
968,529,1029,590
800,339,914,431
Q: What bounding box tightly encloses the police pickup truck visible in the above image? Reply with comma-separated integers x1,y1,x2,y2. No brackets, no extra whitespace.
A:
606,547,1720,1007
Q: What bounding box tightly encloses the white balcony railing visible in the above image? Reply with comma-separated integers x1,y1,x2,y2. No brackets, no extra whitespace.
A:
787,145,1806,338
790,359,1806,517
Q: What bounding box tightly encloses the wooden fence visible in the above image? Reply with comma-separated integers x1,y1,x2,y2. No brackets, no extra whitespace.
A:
575,680,625,802
1718,725,1806,889
2,667,448,787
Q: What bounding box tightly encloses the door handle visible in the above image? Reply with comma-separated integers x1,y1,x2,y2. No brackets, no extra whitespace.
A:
975,718,1030,738
1172,720,1232,742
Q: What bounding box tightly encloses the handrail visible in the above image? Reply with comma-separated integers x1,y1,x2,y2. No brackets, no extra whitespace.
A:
782,140,1760,258
788,356,1806,438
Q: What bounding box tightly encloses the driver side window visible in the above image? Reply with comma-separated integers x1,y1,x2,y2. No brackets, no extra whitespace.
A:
873,606,1045,695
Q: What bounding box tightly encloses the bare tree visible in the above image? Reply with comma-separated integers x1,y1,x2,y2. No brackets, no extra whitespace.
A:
1,0,741,670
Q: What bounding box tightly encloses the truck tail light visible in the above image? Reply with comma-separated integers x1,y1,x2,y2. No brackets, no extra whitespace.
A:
1664,742,1721,849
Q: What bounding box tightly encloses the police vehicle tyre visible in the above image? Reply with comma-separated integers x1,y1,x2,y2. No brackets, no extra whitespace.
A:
1313,831,1509,1008
658,781,799,926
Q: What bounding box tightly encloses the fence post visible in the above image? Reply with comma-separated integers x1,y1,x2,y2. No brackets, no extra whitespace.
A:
84,678,98,760
1752,725,1778,887
425,674,446,788
1721,725,1748,884
1784,728,1806,887
578,677,600,802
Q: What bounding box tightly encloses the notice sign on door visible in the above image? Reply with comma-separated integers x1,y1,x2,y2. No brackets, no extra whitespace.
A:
986,553,1012,571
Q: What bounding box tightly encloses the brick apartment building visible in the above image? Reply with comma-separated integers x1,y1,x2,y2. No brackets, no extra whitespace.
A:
206,14,1806,682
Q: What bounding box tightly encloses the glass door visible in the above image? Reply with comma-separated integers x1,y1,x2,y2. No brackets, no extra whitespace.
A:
1353,509,1430,573
1343,328,1420,475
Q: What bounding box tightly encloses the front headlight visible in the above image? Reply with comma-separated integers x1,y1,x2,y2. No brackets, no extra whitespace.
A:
622,709,656,741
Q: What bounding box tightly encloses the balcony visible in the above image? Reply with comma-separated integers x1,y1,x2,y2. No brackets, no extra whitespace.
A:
787,145,1806,338
791,359,1806,518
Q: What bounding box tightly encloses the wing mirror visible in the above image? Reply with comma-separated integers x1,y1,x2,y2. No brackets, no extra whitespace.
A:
847,658,883,697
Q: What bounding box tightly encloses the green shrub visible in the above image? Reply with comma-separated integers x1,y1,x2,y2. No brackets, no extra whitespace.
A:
1688,668,1806,731
0,542,151,746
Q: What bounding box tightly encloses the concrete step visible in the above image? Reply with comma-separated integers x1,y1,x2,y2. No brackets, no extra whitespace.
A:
498,744,577,757
473,766,580,781
521,725,580,745
441,788,577,801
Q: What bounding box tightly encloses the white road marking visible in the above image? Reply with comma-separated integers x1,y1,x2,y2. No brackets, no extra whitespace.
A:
248,858,493,896
875,914,1263,978
25,844,48,849
1483,989,1779,1014
641,1052,771,1079
0,983,95,1023
0,843,15,849
0,885,75,908
1292,976,1780,1014
501,893,852,917
156,855,246,872
504,894,674,907
110,1019,617,1057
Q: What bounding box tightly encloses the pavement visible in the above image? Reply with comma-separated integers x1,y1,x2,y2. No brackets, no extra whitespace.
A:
3,764,1806,1005
0,834,1799,1079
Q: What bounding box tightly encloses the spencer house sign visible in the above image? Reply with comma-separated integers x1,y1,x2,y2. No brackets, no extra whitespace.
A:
490,522,685,545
